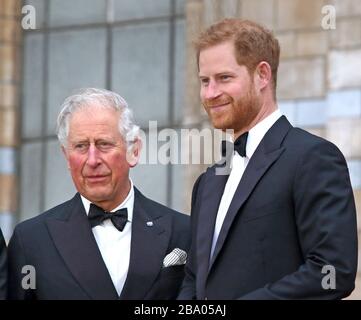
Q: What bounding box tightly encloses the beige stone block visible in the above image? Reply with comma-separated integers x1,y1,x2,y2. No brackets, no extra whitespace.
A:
0,174,17,212
0,44,20,83
296,31,328,56
276,0,324,30
329,0,361,17
0,83,18,108
221,0,241,19
1,18,23,43
328,49,361,90
241,0,275,29
305,127,326,139
330,19,361,49
186,0,204,43
0,20,4,42
185,0,204,124
277,32,296,59
0,18,22,43
278,57,325,99
0,0,22,16
326,118,361,159
203,0,222,27
0,108,18,146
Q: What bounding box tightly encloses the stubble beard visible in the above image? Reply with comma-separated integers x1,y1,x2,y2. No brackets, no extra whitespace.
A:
204,88,261,134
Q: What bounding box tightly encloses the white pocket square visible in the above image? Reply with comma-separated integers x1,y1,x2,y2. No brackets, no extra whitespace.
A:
163,248,187,267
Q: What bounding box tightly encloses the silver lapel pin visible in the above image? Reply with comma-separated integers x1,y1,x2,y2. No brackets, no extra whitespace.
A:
146,221,154,227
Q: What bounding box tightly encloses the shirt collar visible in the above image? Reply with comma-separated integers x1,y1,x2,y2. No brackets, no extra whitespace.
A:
245,109,282,159
81,178,134,222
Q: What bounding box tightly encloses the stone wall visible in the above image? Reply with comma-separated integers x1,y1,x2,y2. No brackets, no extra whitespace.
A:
0,0,22,241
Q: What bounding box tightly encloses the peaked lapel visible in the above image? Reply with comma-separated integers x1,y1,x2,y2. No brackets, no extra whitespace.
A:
195,164,229,298
208,116,292,270
46,194,119,300
119,189,171,299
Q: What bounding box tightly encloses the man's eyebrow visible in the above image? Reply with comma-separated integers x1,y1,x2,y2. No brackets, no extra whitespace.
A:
95,136,116,141
70,139,89,143
199,71,235,77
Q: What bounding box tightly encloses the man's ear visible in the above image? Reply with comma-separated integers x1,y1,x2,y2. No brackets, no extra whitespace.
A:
126,138,142,168
254,61,272,91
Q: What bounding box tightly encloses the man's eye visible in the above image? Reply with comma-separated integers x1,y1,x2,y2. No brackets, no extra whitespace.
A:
97,142,113,150
220,75,231,81
200,78,209,86
74,144,88,151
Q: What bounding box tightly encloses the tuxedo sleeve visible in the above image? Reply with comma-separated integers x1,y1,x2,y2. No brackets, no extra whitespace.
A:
177,174,204,300
0,228,7,299
8,227,35,300
239,141,358,299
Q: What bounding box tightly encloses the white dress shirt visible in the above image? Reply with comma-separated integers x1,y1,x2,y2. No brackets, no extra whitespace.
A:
81,179,134,296
210,109,283,259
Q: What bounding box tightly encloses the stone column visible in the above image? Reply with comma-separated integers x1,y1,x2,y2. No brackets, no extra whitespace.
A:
183,0,242,212
0,0,22,241
183,0,205,213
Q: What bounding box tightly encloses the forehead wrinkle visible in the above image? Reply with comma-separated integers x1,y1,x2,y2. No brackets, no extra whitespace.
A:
68,112,122,144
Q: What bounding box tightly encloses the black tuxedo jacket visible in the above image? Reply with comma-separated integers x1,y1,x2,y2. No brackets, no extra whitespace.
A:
8,188,190,300
179,116,358,300
0,228,6,299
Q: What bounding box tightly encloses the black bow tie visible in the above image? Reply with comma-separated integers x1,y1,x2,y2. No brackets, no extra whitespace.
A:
88,203,128,232
233,132,249,157
221,132,249,158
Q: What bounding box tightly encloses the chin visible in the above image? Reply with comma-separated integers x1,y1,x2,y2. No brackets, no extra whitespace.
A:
211,118,231,130
84,190,110,201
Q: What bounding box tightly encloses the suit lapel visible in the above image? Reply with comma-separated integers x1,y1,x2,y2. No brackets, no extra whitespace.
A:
46,194,119,300
208,116,292,270
196,165,229,297
120,189,171,299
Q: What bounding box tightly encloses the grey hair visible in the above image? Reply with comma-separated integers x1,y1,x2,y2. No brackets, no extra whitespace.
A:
56,88,140,151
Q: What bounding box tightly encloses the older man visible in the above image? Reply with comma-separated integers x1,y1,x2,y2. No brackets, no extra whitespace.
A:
179,19,357,300
8,88,190,300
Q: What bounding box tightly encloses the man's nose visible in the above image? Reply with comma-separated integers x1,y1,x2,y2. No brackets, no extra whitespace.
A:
86,144,101,167
203,80,221,100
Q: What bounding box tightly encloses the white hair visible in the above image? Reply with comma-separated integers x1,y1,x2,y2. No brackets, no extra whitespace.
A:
56,88,140,151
